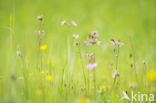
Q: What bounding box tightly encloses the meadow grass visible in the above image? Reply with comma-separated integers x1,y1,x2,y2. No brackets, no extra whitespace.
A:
0,0,156,103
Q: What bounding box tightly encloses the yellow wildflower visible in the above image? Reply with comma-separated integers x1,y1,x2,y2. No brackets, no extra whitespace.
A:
40,72,44,75
40,44,47,50
103,85,110,89
29,73,32,77
46,75,53,81
36,89,42,95
147,70,156,80
76,97,89,103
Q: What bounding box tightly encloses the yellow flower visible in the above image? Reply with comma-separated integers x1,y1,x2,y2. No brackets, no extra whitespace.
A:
40,44,47,50
29,73,32,77
103,85,110,89
36,89,42,95
76,97,89,103
147,70,156,80
46,75,53,81
40,72,44,75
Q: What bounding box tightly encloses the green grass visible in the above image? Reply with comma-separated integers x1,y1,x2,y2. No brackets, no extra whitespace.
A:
0,0,156,103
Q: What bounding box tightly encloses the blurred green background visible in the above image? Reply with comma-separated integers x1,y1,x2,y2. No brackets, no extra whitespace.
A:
0,0,156,65
0,0,156,103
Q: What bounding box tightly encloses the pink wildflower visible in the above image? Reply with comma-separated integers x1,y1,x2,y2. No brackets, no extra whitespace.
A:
87,62,97,70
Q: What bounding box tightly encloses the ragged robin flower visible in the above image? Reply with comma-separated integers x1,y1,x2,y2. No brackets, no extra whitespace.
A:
73,34,79,39
112,70,120,79
17,50,21,56
87,62,97,70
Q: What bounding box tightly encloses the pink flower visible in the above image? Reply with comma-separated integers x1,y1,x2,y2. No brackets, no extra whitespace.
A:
61,20,66,25
112,70,120,79
84,40,91,46
17,50,21,56
95,39,101,45
111,39,117,45
38,30,41,34
37,16,43,21
71,21,77,26
118,43,124,47
92,31,98,37
34,30,37,34
73,34,79,39
87,62,97,70
41,30,45,35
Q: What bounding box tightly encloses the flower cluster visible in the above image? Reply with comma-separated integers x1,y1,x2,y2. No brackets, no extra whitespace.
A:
111,39,124,47
34,16,45,36
61,20,77,26
34,30,45,35
86,53,97,70
72,31,99,70
111,39,124,79
84,31,100,46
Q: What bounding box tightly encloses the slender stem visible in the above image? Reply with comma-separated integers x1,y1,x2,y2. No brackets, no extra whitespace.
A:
60,62,67,94
93,68,96,92
88,69,89,95
111,44,120,92
110,78,116,92
93,49,96,92
130,40,138,83
79,49,87,90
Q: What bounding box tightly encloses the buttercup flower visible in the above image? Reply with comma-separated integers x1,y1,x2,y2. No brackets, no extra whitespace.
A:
147,70,156,80
46,75,53,81
36,89,42,95
87,62,97,70
40,72,44,75
76,97,89,103
29,73,32,77
40,44,47,50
